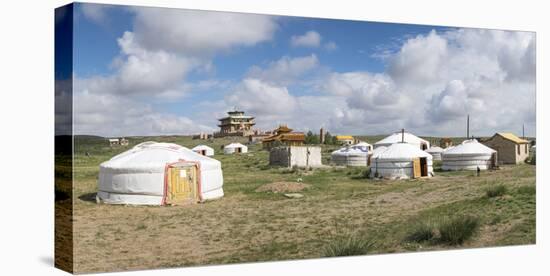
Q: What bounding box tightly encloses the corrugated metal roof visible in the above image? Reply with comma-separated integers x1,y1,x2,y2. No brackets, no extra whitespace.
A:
496,133,529,144
263,132,305,142
336,135,354,140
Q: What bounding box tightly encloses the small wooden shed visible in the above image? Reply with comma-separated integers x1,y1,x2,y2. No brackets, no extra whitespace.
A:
482,133,530,164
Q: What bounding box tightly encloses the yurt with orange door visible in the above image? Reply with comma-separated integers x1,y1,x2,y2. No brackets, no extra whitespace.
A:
370,142,433,179
97,142,224,205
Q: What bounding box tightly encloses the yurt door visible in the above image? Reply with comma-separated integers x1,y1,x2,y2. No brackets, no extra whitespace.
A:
412,158,421,178
166,163,198,205
419,157,428,177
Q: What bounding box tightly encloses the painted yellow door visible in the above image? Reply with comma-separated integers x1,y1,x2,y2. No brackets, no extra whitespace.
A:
166,164,198,205
412,158,421,178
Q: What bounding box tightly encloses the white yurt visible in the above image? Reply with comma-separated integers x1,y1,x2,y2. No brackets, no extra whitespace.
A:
374,131,430,150
425,146,444,161
192,145,215,156
443,145,456,151
370,142,433,179
354,141,374,151
371,146,388,158
97,142,224,205
441,139,497,171
331,145,370,166
369,146,388,166
223,143,248,154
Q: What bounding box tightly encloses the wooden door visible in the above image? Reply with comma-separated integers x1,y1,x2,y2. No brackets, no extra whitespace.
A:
166,164,198,205
420,157,428,176
412,158,421,178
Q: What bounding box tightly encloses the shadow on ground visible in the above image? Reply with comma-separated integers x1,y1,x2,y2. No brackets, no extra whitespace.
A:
78,193,97,203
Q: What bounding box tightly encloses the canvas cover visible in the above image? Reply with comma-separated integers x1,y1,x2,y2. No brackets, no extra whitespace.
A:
426,146,444,161
223,143,248,154
370,143,433,179
353,141,373,151
442,139,496,171
192,145,215,156
331,145,370,166
371,146,388,158
98,142,224,205
374,132,430,149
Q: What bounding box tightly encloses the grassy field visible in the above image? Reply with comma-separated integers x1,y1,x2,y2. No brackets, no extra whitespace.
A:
65,135,536,273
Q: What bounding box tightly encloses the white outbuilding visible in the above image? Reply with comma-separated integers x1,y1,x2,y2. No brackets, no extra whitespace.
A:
441,139,497,171
425,146,444,161
97,142,224,205
192,145,215,156
374,131,430,150
223,143,248,154
370,142,433,179
331,145,370,167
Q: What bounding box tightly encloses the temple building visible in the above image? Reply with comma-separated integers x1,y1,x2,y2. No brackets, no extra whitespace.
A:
262,125,305,150
214,110,256,137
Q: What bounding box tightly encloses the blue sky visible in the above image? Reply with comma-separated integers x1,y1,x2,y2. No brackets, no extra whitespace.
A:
70,3,536,137
74,6,448,78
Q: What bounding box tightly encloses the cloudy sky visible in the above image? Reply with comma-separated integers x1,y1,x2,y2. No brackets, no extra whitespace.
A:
70,3,536,137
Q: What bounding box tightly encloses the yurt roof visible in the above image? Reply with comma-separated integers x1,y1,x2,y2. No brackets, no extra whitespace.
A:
374,132,429,146
426,146,444,153
443,145,456,151
332,146,368,156
354,142,372,147
225,143,246,148
443,139,496,155
375,143,431,160
103,142,220,171
371,146,388,158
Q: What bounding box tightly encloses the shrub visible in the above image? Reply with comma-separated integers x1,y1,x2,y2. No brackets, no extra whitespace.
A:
517,185,536,195
485,185,507,198
405,221,435,243
438,216,479,245
323,235,375,257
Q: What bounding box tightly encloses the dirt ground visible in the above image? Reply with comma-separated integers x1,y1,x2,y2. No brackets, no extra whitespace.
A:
64,136,536,273
255,182,311,193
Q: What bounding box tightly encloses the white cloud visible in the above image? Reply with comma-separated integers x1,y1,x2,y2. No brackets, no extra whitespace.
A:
131,8,278,56
246,54,319,85
74,6,280,136
291,31,322,48
323,28,536,136
74,4,536,139
80,3,109,25
324,41,338,51
73,90,214,136
218,28,535,137
225,78,298,119
388,30,448,85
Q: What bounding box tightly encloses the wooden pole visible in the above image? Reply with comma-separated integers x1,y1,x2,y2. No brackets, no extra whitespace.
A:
467,115,470,139
401,128,404,143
